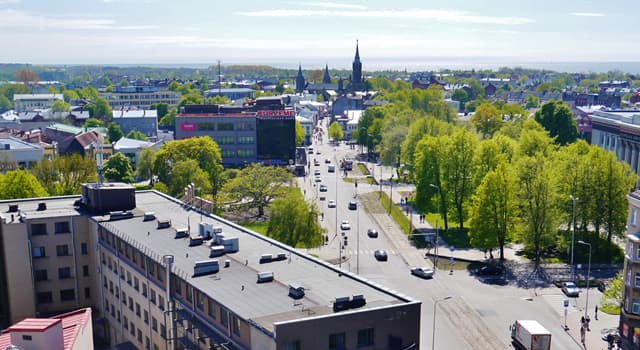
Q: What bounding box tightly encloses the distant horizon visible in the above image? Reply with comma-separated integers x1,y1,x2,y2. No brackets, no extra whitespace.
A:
3,58,640,75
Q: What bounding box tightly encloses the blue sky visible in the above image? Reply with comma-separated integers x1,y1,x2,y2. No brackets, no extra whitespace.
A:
0,0,637,67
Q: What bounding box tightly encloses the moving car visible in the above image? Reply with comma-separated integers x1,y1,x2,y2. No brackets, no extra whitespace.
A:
374,250,388,261
598,279,610,293
325,158,331,164
314,169,321,176
340,220,351,230
328,164,335,173
319,184,327,192
348,200,357,210
561,281,580,297
410,267,434,279
327,200,336,208
314,176,321,182
367,228,378,238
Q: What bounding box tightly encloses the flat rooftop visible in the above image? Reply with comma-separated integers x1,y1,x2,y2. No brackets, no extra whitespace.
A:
0,191,414,333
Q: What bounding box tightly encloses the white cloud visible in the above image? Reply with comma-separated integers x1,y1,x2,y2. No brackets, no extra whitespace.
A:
570,12,605,17
239,8,534,25
0,0,20,4
292,2,367,10
0,9,156,30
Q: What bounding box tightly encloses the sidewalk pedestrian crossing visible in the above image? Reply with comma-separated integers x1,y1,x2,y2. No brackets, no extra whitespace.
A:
342,249,397,256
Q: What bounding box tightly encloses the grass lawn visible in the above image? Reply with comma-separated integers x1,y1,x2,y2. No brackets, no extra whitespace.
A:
239,221,268,235
378,191,411,234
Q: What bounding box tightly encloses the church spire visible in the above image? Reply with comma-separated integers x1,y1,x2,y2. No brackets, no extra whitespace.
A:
295,63,305,94
355,39,360,60
322,63,331,84
351,40,362,91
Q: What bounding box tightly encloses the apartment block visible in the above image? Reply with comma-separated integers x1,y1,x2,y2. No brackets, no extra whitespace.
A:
0,183,421,350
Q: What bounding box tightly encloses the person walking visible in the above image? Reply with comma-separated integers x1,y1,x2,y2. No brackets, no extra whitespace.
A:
595,305,598,320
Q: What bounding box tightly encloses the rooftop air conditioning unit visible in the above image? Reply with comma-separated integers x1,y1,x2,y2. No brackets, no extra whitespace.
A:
257,271,274,283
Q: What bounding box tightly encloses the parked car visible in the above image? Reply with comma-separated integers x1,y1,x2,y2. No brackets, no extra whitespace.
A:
325,158,331,164
561,281,580,297
328,200,336,208
319,184,327,192
314,159,320,166
367,228,378,238
340,220,351,230
314,169,321,176
598,279,610,293
314,176,321,182
473,264,504,276
348,200,357,210
374,250,388,261
328,164,335,172
411,267,434,279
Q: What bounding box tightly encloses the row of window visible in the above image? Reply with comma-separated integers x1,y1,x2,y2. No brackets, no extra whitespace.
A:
221,149,255,158
32,243,88,259
35,265,90,281
37,287,90,304
30,221,71,236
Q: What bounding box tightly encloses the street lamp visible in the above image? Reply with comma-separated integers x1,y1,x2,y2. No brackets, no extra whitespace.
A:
570,195,578,281
578,240,592,319
357,200,360,274
388,174,394,215
432,296,452,350
430,184,441,272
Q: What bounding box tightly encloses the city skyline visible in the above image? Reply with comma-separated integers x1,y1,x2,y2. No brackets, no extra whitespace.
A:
0,0,638,68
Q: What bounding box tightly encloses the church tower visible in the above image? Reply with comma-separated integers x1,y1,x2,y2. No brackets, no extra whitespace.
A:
295,64,305,94
352,41,362,85
322,64,331,84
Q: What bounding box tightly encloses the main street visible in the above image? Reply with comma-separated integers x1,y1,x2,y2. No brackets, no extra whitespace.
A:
295,120,605,349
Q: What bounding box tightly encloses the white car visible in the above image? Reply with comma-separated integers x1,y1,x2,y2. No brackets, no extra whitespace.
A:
340,220,351,230
561,281,580,297
411,267,434,279
328,200,336,208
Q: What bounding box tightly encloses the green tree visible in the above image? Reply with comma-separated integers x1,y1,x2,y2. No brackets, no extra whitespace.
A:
534,100,578,145
168,159,211,197
442,129,478,229
95,97,113,119
31,154,97,195
0,95,11,112
465,78,484,100
267,188,323,247
159,108,177,127
295,119,305,145
451,89,469,104
221,164,293,216
119,78,129,87
470,102,502,138
469,162,518,260
107,122,124,143
135,148,156,181
413,135,449,229
151,103,169,119
0,169,48,199
126,130,147,141
51,100,71,113
535,82,551,94
473,135,516,182
0,83,30,102
328,121,344,141
103,153,134,183
84,118,104,128
400,116,453,180
525,94,539,109
205,96,232,104
167,81,180,91
62,90,79,102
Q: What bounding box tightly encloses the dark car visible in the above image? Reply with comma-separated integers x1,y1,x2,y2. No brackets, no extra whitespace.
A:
367,228,378,238
319,184,327,192
598,279,610,293
474,264,504,276
348,201,357,210
374,250,388,261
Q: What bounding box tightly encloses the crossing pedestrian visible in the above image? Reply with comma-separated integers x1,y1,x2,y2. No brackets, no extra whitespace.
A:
595,305,598,320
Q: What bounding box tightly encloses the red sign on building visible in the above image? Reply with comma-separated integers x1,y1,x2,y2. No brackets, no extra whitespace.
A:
181,123,197,131
256,110,294,118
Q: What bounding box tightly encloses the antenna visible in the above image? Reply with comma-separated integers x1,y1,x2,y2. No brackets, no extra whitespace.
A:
96,139,104,186
218,60,221,97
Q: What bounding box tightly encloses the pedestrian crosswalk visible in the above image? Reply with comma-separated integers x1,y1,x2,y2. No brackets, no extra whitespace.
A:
343,249,397,256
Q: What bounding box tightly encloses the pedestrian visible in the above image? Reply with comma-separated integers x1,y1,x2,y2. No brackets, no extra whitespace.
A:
580,315,585,325
595,305,598,320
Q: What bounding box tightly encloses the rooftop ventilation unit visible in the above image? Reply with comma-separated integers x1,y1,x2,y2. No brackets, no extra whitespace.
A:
189,235,203,246
193,259,219,277
109,210,133,221
288,283,305,299
143,212,156,221
209,245,225,258
275,253,287,261
157,219,171,229
259,254,273,264
175,228,188,239
37,202,47,211
257,271,274,283
349,294,366,309
8,204,18,213
333,297,350,312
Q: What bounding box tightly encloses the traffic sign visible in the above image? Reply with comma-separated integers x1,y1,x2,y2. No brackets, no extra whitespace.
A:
563,299,569,308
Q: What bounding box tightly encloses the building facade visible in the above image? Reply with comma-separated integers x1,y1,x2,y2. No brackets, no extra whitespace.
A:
591,110,640,176
100,87,180,109
0,184,422,350
112,109,159,140
13,94,64,112
620,191,640,349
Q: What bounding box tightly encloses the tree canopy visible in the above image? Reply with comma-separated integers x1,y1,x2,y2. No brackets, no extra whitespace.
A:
267,188,324,247
0,169,48,199
534,100,579,145
328,121,344,141
31,154,97,195
103,153,134,183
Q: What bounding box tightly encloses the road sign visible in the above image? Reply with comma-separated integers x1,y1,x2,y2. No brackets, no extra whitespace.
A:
563,299,569,308
450,245,455,252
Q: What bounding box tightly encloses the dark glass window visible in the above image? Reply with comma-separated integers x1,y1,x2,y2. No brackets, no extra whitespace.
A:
60,289,75,301
357,328,375,347
31,223,47,236
37,292,52,303
54,221,70,234
58,267,71,279
56,244,69,256
34,269,48,282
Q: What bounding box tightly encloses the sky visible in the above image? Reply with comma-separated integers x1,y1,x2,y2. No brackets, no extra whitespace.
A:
1,0,639,69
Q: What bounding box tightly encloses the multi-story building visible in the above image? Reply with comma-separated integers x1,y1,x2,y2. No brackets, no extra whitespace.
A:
176,104,296,167
0,136,44,168
13,94,64,112
620,191,640,349
590,109,640,176
112,109,159,140
99,87,181,109
0,183,421,350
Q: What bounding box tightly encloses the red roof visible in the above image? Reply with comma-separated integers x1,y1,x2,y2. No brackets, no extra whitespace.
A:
7,318,61,332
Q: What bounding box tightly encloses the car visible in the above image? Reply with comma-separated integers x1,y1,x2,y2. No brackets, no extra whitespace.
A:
411,267,434,279
348,200,357,210
473,264,504,276
374,250,388,261
325,158,331,164
316,150,321,155
314,169,321,176
314,160,320,166
314,176,321,182
327,200,336,208
319,184,327,192
367,228,378,238
328,164,335,173
340,220,351,230
561,281,580,297
319,195,326,201
598,279,610,293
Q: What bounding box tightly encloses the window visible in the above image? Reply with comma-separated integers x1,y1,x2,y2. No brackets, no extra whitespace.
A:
159,296,165,311
357,328,375,347
34,269,48,282
129,297,134,311
117,310,120,323
58,267,71,279
221,309,229,327
134,277,139,291
60,289,75,301
329,333,346,350
197,292,204,310
83,265,89,277
145,336,150,350
186,285,193,303
127,271,132,285
221,149,235,158
37,292,53,304
136,303,141,317
160,324,166,339
144,310,149,324
152,317,158,332
56,245,69,256
637,244,640,260
124,316,129,329
633,300,640,314
148,260,155,275
284,341,301,350
32,246,46,258
111,304,115,317
208,301,216,319
109,281,114,294
635,272,640,288
174,278,181,295
218,122,234,131
81,243,88,255
84,287,91,298
103,276,108,288
137,329,142,343
130,323,135,336
122,291,127,304
120,267,125,280
115,286,119,298
142,283,147,297
150,289,156,304
31,223,47,236
22,335,32,341
232,316,240,336
54,221,70,234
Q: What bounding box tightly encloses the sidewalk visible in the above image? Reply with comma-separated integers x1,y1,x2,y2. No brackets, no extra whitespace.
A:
565,296,619,349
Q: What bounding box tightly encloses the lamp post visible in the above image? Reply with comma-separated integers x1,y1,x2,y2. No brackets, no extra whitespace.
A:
388,174,394,215
432,296,452,350
578,240,592,319
430,183,440,272
336,162,340,269
570,195,578,281
357,200,360,274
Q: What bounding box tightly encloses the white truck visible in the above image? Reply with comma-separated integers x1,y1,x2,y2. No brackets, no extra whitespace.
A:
510,320,551,350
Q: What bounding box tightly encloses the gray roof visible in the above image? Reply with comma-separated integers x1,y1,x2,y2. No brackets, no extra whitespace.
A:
0,137,42,151
13,94,64,101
